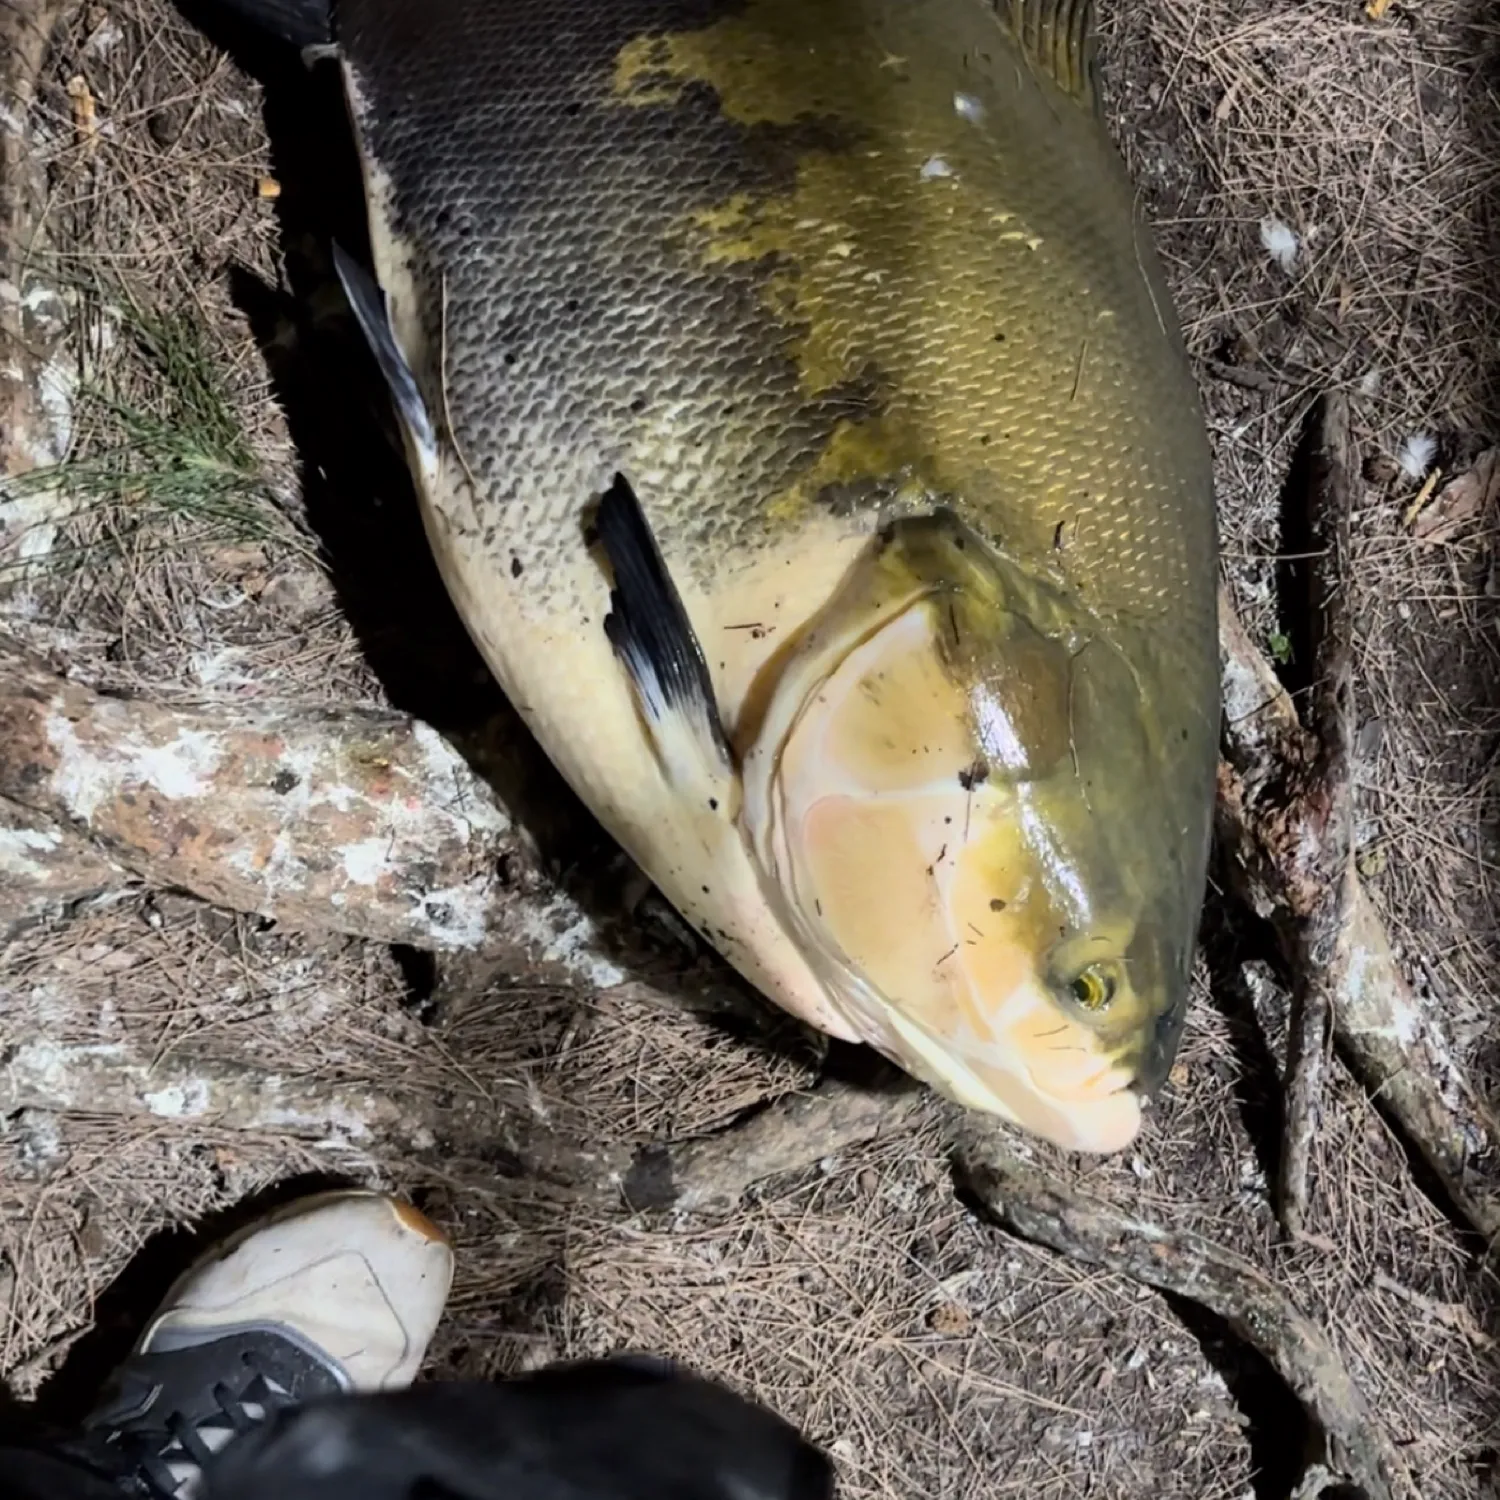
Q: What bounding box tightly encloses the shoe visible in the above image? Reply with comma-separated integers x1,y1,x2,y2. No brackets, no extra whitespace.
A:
78,1189,453,1499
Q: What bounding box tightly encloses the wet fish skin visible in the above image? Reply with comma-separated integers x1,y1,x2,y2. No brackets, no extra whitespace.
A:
224,0,1220,1152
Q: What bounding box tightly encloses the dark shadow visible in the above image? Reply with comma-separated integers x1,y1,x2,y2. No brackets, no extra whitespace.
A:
1196,887,1286,1194
28,1170,357,1427
173,1,502,737
1272,397,1323,715
392,942,441,1024
1163,1293,1325,1500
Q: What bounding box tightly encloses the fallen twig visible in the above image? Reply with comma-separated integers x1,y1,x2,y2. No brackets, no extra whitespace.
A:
1205,358,1279,393
954,1125,1405,1500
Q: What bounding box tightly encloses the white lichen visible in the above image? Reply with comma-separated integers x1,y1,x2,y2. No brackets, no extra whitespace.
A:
414,883,501,949
920,155,955,180
142,1079,211,1119
2,1040,129,1104
46,712,226,820
0,824,62,877
339,837,390,887
190,647,257,689
514,891,628,987
409,720,512,836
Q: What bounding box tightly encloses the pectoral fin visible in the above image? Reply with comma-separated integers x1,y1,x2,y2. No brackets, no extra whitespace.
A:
596,473,736,813
331,240,439,480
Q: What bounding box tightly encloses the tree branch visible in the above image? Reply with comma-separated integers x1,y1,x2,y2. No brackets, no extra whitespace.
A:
0,638,781,1036
2,1024,920,1216
1270,392,1358,1239
955,1125,1405,1500
1216,490,1500,1244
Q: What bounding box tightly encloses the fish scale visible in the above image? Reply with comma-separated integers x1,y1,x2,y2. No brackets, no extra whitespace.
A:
214,0,1221,1153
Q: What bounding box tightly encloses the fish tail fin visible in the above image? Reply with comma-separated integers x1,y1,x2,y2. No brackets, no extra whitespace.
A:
595,474,737,814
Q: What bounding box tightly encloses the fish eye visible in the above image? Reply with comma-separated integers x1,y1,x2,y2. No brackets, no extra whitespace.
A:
1067,965,1117,1013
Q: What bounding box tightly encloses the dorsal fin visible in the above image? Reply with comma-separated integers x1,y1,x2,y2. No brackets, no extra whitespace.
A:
1000,0,1101,112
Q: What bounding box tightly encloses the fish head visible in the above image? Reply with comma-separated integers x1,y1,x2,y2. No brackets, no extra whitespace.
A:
740,512,1209,1154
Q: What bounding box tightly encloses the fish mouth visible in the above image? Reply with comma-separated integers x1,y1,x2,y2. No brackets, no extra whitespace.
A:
866,991,1147,1155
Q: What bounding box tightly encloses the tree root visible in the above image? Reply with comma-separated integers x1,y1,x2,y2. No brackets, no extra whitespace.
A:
0,1036,446,1153
1,1021,923,1216
954,1125,1406,1500
0,638,779,1034
0,636,531,953
1216,405,1500,1245
0,0,70,488
0,794,129,936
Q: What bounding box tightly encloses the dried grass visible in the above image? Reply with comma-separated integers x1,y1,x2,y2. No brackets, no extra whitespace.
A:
4,0,1500,1495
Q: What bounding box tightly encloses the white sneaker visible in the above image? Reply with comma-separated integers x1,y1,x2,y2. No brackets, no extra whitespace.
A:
80,1189,453,1499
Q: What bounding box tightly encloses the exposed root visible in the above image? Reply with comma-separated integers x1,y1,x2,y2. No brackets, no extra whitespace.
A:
0,0,70,482
0,1035,442,1152
0,635,529,951
0,639,786,1039
614,1073,925,1214
1273,392,1358,1241
1217,473,1500,1245
954,1125,1406,1500
1,1015,916,1215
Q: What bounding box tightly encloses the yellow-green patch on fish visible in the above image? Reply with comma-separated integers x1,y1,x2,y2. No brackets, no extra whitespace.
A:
226,0,1221,1153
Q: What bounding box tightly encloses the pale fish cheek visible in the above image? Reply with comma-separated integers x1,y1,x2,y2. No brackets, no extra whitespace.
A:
1015,1027,1131,1103
881,985,1145,1153
982,985,1138,1106
877,994,1078,1147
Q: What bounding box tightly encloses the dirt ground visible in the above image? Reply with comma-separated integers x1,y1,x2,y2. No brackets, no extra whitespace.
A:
2,0,1499,1496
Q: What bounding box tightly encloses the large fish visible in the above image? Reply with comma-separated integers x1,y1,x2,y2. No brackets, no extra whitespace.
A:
217,0,1220,1153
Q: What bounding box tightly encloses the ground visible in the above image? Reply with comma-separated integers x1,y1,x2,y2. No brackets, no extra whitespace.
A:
1,1,1498,1497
